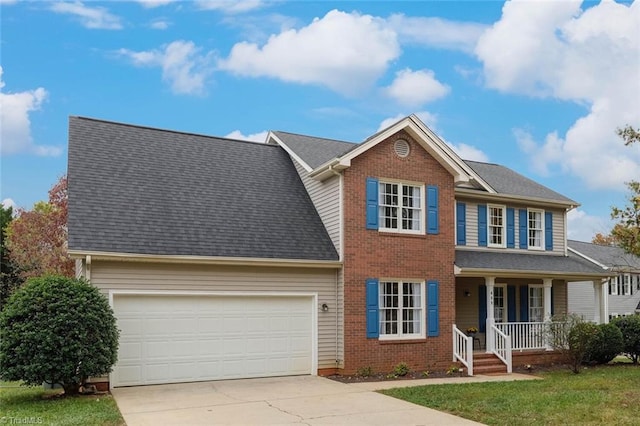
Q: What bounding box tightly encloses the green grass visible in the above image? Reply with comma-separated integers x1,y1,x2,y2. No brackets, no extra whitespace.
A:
0,382,125,426
382,365,640,425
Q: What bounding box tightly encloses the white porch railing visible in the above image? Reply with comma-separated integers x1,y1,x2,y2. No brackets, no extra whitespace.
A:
495,322,548,351
489,324,512,373
452,324,473,376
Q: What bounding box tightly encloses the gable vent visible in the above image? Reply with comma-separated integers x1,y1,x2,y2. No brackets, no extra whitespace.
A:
394,139,410,158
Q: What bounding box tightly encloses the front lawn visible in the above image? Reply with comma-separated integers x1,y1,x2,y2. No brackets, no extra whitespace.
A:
382,365,640,425
0,382,125,426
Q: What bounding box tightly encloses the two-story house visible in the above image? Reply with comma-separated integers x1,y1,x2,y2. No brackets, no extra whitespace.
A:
68,114,609,388
568,240,640,321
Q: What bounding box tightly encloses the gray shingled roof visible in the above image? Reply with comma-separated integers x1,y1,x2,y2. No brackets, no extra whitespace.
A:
68,117,339,261
463,160,577,204
455,250,608,277
568,240,640,271
271,131,356,169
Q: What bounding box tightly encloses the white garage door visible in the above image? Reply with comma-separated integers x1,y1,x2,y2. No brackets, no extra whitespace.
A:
112,294,314,387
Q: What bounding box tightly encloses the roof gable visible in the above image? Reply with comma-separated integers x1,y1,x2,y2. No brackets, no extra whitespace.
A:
68,117,339,262
568,240,640,271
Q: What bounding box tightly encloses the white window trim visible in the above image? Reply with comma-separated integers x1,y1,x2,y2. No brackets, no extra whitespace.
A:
610,276,618,295
527,208,545,251
528,284,544,323
493,283,508,323
623,273,631,296
378,280,426,341
487,204,506,248
378,181,425,235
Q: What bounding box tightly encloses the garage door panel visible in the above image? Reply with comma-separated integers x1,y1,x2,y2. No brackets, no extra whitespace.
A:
112,295,313,387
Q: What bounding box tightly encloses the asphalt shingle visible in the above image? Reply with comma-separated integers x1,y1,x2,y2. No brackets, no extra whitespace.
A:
68,117,339,261
568,240,640,270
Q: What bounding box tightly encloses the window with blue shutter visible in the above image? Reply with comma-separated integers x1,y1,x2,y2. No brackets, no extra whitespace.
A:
545,211,553,251
519,209,528,249
427,280,439,336
506,208,515,248
478,204,487,247
520,286,529,322
427,185,439,234
507,285,516,322
366,279,379,338
456,202,466,245
478,285,487,332
366,178,379,230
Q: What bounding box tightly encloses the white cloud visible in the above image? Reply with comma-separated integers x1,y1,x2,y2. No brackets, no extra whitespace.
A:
377,111,438,133
567,208,613,242
384,68,450,107
1,198,17,211
448,142,489,162
117,41,214,96
475,0,640,190
137,0,176,8
387,14,488,53
0,0,18,5
50,1,123,30
195,0,266,14
0,67,61,157
225,130,268,143
149,19,171,30
219,9,399,95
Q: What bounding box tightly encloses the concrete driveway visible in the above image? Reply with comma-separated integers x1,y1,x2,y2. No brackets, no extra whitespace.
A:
111,375,482,425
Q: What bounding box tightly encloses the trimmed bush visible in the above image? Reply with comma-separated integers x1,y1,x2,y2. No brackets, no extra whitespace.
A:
611,315,640,364
584,323,624,365
0,275,119,395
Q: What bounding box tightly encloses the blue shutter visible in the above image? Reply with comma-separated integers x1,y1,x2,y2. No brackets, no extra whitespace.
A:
366,178,378,230
545,211,553,251
520,286,529,322
366,279,379,338
478,204,487,247
507,285,516,322
479,284,487,333
456,202,466,245
519,209,528,249
427,185,439,234
506,208,515,248
427,280,439,336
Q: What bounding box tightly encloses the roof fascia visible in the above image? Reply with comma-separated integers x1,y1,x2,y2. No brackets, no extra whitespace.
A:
455,266,611,280
67,250,342,269
267,131,314,173
455,187,579,210
567,247,609,269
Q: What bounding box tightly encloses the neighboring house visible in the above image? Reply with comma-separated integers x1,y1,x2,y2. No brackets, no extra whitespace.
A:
67,115,609,388
568,240,640,320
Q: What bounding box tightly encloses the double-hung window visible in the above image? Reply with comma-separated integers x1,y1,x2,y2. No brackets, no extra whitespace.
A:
379,281,425,339
528,209,544,250
488,205,506,247
623,274,631,295
610,276,619,295
493,284,507,323
379,182,423,233
529,285,544,322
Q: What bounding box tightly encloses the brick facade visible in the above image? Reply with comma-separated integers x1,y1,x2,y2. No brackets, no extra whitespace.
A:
341,130,456,374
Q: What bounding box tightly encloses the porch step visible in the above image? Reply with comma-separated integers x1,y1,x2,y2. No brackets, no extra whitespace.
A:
473,353,508,375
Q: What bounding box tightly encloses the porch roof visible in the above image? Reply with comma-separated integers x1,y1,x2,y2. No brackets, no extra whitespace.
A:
454,250,611,280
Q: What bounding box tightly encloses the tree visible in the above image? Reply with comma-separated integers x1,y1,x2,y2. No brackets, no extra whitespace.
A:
0,275,119,395
5,176,74,280
610,181,640,257
617,125,640,146
547,313,599,373
611,315,640,364
592,233,617,246
1,203,23,310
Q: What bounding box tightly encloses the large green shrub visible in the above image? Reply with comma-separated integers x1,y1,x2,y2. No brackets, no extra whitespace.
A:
0,275,119,395
547,314,599,373
584,323,624,365
611,315,640,364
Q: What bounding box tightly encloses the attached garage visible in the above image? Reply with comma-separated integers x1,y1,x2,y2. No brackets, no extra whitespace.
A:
111,292,316,387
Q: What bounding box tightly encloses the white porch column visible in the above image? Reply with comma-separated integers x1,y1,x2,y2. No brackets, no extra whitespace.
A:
600,279,609,324
543,278,553,351
485,277,495,353
593,280,602,324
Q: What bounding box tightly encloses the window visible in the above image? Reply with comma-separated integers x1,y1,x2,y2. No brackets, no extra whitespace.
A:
379,182,423,233
622,274,631,295
528,209,544,249
610,276,619,295
529,285,544,322
379,281,424,339
493,285,507,323
488,205,505,247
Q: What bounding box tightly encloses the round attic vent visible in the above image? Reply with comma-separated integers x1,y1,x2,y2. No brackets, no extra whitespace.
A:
394,139,410,158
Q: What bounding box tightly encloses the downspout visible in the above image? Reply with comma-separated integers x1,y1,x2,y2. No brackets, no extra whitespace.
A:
329,163,342,369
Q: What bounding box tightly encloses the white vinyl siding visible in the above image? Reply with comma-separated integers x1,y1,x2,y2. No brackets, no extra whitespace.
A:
293,160,341,256
88,260,341,370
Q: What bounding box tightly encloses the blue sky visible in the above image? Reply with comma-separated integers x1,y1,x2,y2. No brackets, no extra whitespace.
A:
1,0,638,242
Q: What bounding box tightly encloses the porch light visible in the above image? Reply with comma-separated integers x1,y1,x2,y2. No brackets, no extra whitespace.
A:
321,303,329,312
464,290,471,297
